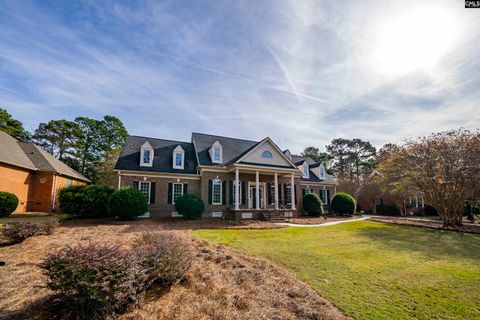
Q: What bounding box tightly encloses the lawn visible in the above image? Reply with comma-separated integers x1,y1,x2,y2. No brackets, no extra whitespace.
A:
194,221,480,320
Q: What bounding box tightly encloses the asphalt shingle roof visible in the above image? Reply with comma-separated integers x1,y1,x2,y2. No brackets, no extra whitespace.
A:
0,131,36,170
115,135,198,174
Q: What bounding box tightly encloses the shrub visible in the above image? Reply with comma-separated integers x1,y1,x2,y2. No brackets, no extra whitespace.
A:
135,232,193,285
174,194,205,219
302,193,323,216
376,204,400,215
41,243,147,318
76,185,115,218
38,218,60,235
2,221,39,243
58,185,84,215
0,192,18,218
331,192,356,215
108,188,148,220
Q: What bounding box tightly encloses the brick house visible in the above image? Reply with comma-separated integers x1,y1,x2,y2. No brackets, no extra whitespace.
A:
114,133,337,220
0,131,90,213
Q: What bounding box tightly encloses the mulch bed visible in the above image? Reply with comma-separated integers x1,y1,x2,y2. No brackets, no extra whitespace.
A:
370,217,480,234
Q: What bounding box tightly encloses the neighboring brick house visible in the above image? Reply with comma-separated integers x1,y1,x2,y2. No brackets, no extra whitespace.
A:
0,131,90,213
115,133,337,220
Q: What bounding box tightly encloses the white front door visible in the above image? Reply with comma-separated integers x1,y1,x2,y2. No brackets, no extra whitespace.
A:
248,182,265,209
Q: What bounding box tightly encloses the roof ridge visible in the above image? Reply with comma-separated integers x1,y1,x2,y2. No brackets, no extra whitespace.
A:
192,132,259,143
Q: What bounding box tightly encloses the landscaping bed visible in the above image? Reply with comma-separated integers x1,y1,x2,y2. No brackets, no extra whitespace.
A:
369,216,480,234
0,219,345,320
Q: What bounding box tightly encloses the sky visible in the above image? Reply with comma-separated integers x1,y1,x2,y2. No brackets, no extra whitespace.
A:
1,0,479,153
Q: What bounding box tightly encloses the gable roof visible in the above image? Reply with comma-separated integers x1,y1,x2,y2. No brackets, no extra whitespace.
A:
192,132,259,166
235,137,298,169
0,131,90,182
18,143,90,182
115,135,197,174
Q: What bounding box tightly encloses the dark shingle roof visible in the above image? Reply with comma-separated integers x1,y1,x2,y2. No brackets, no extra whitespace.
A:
291,155,316,165
115,135,198,174
192,132,259,166
301,169,337,185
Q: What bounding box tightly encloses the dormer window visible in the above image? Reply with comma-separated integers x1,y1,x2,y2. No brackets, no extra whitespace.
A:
140,141,154,167
262,150,273,158
319,165,325,179
173,145,185,169
210,141,222,164
303,161,309,178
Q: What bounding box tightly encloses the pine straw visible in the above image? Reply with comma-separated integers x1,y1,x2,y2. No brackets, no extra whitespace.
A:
0,220,348,320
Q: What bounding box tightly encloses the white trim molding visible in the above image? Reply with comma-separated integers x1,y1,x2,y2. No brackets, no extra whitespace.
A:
210,140,223,164
172,145,185,170
140,141,154,167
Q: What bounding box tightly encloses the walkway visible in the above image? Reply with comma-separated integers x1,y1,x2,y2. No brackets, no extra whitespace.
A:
276,216,371,227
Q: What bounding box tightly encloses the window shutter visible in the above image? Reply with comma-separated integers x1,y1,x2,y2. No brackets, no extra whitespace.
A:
150,182,156,204
229,181,233,205
183,183,188,195
133,181,139,189
208,180,212,205
167,183,173,204
302,188,307,197
241,181,246,204
294,185,297,205
326,189,330,204
267,183,271,204
222,180,226,205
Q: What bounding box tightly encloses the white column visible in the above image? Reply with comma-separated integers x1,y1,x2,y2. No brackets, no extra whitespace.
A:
235,168,240,210
255,170,260,210
117,172,122,190
290,173,296,210
274,172,279,210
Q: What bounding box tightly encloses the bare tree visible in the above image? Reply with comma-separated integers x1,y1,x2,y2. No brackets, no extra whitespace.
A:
378,129,480,227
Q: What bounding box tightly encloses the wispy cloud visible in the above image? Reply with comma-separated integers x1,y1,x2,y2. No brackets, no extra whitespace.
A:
0,0,479,153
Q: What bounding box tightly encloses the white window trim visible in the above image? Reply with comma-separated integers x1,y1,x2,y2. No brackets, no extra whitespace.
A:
286,185,292,204
138,181,151,204
172,182,184,204
320,189,328,204
172,145,185,170
140,146,154,167
212,179,222,205
319,164,325,179
303,162,310,179
210,141,223,164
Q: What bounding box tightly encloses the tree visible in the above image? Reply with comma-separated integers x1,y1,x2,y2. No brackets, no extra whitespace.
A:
32,120,78,159
0,108,30,141
326,138,351,178
348,139,376,183
378,129,480,227
301,147,333,166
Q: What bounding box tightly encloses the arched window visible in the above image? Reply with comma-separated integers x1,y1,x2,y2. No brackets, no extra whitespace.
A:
262,150,273,158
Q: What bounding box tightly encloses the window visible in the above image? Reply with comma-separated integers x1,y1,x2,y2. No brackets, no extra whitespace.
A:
319,166,325,179
285,185,292,204
140,142,154,167
139,181,151,204
214,147,221,162
212,179,222,205
262,150,273,158
303,162,309,178
143,150,151,164
320,189,328,204
172,145,185,169
172,183,184,204
269,183,275,204
232,180,242,204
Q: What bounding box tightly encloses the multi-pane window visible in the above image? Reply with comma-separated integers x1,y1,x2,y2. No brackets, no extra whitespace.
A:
285,185,291,203
232,180,241,204
172,183,183,204
303,165,309,178
212,179,222,204
320,189,328,204
269,183,275,204
262,150,273,158
213,147,221,162
175,152,182,167
139,181,151,204
143,149,151,164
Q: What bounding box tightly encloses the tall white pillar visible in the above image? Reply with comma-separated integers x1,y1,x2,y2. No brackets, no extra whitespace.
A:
235,168,240,210
255,170,260,210
117,172,122,190
290,173,296,210
274,172,279,210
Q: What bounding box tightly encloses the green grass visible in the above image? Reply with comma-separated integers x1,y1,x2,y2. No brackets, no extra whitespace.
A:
194,221,480,320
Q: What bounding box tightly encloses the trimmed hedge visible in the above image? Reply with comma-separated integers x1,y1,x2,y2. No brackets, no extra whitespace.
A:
58,185,114,218
376,204,400,216
331,192,356,215
0,191,19,218
303,193,323,216
108,188,148,220
174,194,205,219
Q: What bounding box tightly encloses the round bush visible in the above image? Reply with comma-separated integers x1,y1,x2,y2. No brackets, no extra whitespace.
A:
76,185,115,218
58,185,84,215
0,191,18,217
331,192,356,215
108,188,148,220
174,194,205,219
303,193,323,216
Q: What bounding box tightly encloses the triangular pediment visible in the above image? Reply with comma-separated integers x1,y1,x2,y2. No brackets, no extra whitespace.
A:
236,138,296,168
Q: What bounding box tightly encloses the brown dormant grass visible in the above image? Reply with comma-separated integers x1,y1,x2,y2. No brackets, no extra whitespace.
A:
0,219,347,320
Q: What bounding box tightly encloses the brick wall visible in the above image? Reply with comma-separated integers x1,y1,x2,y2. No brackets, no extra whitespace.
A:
29,172,54,212
0,164,34,213
299,184,336,214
